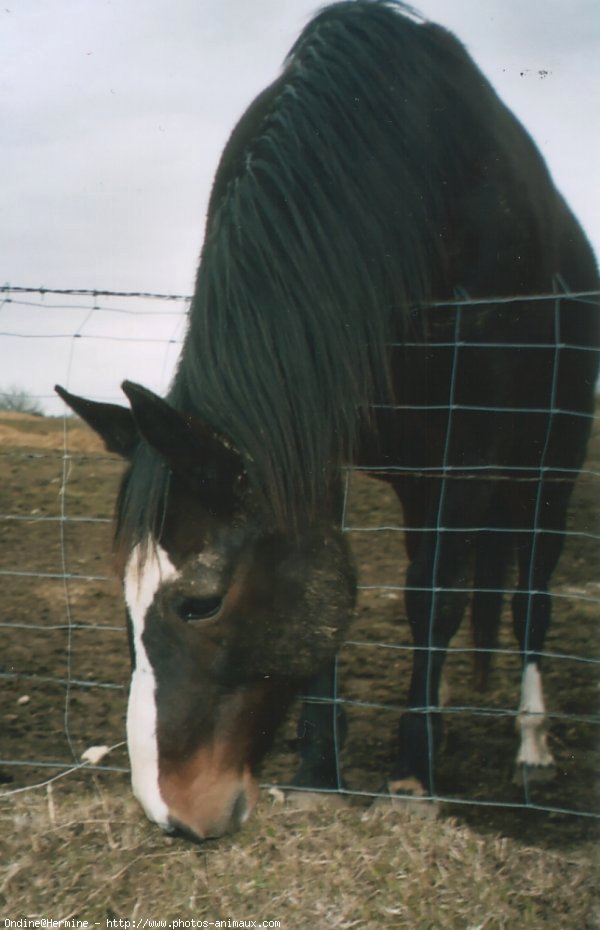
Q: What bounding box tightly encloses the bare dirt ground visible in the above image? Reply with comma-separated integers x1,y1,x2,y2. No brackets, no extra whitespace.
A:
1,410,598,851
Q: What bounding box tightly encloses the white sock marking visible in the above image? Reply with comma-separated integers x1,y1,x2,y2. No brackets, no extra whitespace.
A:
516,663,554,769
124,540,180,827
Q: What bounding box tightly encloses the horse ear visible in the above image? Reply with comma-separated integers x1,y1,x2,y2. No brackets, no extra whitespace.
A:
120,381,244,493
54,385,139,458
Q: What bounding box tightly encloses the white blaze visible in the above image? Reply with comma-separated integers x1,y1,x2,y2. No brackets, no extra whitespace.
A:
516,662,554,769
124,540,180,827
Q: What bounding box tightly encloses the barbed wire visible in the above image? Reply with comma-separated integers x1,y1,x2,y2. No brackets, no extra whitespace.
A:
0,285,192,302
2,283,599,306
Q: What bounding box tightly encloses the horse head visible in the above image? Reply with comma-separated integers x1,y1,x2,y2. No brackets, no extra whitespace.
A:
56,382,356,840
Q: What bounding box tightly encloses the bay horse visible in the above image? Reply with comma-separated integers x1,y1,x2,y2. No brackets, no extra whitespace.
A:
57,0,599,840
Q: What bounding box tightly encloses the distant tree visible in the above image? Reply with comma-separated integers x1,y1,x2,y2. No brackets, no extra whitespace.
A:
0,386,44,416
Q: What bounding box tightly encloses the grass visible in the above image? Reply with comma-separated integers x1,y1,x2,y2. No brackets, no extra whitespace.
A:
1,782,598,929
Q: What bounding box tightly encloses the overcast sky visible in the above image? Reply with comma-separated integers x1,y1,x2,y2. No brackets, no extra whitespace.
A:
1,0,599,414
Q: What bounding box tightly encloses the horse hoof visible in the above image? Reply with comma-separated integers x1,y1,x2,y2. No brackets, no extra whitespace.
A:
387,777,428,798
513,762,557,786
366,779,439,820
267,785,349,810
274,787,350,811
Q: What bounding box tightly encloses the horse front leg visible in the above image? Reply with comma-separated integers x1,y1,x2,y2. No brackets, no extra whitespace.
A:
292,658,347,792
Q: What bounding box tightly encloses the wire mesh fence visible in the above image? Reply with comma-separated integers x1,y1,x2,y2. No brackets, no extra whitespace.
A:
0,285,598,829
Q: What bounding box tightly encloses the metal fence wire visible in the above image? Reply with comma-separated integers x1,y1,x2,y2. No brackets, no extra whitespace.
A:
0,285,598,822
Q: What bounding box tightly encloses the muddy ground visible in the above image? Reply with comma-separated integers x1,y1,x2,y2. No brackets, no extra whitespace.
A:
1,410,598,849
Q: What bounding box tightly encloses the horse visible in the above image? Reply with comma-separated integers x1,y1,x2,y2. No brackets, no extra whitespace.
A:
56,0,599,841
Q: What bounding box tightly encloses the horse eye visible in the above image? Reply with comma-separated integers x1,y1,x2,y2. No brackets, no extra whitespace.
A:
176,596,223,622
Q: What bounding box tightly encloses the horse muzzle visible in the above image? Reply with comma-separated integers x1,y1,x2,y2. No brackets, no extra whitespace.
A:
164,787,252,843
155,752,260,842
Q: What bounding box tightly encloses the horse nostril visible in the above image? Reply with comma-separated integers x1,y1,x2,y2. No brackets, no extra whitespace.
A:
164,818,206,845
162,791,250,843
230,791,248,829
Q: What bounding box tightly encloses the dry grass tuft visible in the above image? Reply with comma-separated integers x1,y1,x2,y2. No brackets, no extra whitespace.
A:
1,785,597,928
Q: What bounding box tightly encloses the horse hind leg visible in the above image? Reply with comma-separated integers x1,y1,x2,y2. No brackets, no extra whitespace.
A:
513,660,555,785
511,484,572,785
470,508,514,691
388,473,499,800
389,524,475,798
468,522,556,789
513,582,556,785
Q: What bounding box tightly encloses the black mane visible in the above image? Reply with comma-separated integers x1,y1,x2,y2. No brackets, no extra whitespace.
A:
116,0,571,550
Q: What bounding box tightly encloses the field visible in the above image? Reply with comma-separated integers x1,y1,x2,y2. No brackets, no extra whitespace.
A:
1,410,598,927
